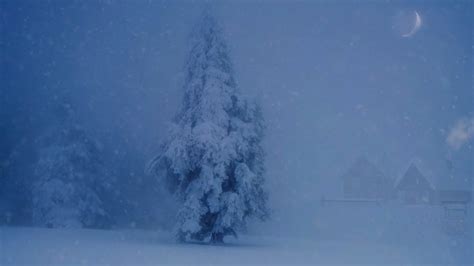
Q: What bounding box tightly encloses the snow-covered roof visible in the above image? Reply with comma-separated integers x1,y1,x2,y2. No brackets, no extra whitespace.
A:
395,163,435,191
341,156,389,182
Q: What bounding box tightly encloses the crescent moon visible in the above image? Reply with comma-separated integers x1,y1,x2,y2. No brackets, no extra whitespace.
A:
402,11,422,37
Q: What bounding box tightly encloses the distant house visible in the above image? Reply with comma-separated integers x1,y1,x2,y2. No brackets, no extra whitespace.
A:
395,163,435,204
341,157,393,200
437,190,472,234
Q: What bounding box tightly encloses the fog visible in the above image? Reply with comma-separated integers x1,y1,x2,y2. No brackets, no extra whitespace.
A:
1,0,472,265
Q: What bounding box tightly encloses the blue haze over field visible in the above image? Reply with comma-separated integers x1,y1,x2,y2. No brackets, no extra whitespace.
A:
1,0,472,232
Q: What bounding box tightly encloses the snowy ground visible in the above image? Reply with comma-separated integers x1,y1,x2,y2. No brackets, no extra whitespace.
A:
1,222,471,266
1,203,472,265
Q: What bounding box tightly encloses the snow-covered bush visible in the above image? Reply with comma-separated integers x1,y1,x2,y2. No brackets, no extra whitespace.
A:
32,105,113,228
148,11,269,243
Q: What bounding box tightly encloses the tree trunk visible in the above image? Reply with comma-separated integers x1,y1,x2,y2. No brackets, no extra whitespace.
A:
210,232,224,244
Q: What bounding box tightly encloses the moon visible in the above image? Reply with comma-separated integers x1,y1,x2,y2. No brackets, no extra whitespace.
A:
402,11,422,38
392,10,422,38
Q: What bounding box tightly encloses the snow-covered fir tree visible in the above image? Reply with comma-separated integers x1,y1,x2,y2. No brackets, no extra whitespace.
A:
32,103,113,228
148,11,269,243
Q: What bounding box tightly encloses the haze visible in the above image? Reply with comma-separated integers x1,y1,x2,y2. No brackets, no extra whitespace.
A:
1,1,472,265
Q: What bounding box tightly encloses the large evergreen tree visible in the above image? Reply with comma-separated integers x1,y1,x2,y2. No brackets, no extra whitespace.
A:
31,103,113,228
148,11,268,243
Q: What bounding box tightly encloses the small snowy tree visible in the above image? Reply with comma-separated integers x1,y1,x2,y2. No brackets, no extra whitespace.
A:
148,11,268,243
32,103,112,228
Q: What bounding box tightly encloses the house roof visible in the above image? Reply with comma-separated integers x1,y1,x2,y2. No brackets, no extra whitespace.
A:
438,190,472,203
341,156,388,181
395,163,435,191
